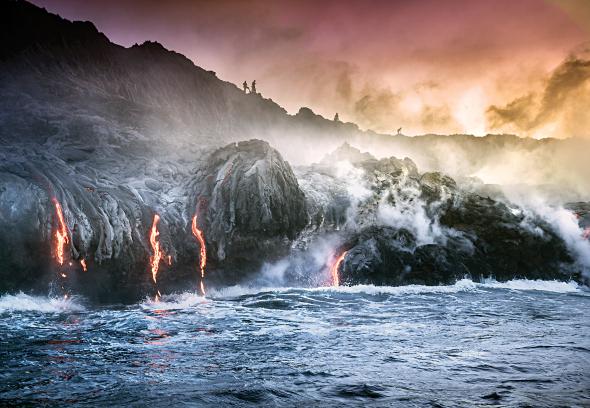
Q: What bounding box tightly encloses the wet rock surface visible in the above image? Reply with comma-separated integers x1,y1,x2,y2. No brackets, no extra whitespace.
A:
2,136,586,302
0,139,308,302
186,140,308,283
297,146,585,286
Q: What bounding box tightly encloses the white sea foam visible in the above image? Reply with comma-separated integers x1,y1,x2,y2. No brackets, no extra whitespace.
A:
478,278,581,293
141,291,206,310
4,279,579,314
207,278,583,299
207,278,478,299
0,292,85,313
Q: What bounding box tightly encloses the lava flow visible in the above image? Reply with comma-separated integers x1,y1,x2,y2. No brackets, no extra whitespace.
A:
80,259,87,272
149,214,165,284
329,251,348,287
52,198,69,265
191,214,207,295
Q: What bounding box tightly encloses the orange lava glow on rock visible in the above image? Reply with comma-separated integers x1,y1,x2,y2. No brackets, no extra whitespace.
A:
330,251,347,287
149,214,165,284
80,259,87,272
52,198,69,266
191,214,207,296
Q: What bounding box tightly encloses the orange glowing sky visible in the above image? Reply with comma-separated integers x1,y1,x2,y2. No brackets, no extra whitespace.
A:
32,0,590,138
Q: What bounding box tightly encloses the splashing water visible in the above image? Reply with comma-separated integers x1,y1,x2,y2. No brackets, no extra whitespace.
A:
0,280,587,406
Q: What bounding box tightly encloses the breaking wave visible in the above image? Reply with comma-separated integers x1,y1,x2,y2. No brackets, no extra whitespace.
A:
2,278,583,313
140,292,207,310
154,278,584,304
0,292,85,313
478,278,581,293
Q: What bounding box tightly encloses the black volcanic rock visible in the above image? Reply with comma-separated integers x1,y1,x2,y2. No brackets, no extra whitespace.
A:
302,146,582,286
187,140,307,282
0,138,307,301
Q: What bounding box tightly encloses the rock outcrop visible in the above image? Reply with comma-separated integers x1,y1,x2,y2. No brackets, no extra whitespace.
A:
296,145,585,286
0,139,308,302
187,140,307,283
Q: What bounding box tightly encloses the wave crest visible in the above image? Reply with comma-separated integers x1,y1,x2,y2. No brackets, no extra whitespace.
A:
0,293,85,313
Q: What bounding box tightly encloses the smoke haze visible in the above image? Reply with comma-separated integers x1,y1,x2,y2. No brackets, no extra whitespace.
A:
31,0,590,137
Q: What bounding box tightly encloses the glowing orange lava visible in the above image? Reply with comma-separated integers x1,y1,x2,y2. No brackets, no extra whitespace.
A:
191,214,207,295
329,251,347,287
149,214,165,284
52,198,69,265
80,259,87,272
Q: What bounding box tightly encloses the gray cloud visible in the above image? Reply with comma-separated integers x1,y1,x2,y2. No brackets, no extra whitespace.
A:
487,53,590,137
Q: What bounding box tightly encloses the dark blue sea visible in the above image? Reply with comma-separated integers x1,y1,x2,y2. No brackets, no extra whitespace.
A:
1,279,589,407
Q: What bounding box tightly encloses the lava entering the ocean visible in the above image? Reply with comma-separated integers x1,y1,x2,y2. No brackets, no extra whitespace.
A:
329,251,347,287
191,214,207,295
149,214,165,284
52,198,69,266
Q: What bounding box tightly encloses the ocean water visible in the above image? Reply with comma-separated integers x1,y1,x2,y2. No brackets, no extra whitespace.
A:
1,279,589,407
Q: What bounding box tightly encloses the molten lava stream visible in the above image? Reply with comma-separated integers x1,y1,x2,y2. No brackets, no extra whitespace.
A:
52,198,69,266
80,259,87,272
191,215,207,296
329,251,347,287
149,214,167,300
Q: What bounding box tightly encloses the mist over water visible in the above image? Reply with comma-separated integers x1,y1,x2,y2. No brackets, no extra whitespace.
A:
1,281,588,407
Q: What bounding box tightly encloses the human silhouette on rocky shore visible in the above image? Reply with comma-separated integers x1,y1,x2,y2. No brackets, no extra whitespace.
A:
251,80,257,94
242,81,250,93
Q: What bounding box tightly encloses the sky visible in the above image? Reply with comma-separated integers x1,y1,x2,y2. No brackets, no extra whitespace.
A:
31,0,590,138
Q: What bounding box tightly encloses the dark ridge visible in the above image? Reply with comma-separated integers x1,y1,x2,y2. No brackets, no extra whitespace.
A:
0,0,110,60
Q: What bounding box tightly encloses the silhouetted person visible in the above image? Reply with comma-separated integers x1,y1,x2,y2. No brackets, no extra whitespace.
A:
251,80,257,94
397,127,402,135
334,113,339,122
242,81,250,93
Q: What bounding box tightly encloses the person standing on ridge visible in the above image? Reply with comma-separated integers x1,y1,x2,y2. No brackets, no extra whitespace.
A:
251,80,257,94
243,81,250,93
